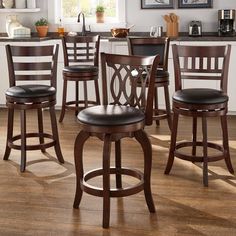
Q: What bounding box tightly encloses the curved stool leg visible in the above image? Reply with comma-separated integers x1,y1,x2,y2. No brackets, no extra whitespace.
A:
221,115,234,174
115,140,122,188
202,116,208,187
3,108,14,160
59,79,67,123
20,110,27,172
73,130,90,208
102,134,112,228
37,108,46,153
165,112,179,174
49,106,64,164
134,129,155,213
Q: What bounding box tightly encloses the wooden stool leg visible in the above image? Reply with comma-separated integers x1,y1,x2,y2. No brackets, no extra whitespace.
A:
165,112,179,174
49,106,64,164
202,116,208,187
134,130,155,213
164,84,172,131
37,108,46,153
102,134,111,228
20,110,27,172
94,79,100,105
3,108,14,160
192,117,197,157
221,115,234,174
75,81,79,116
154,87,160,126
59,79,68,122
73,130,90,208
115,140,122,189
83,81,88,108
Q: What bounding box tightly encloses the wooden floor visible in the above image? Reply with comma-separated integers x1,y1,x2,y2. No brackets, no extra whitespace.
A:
0,108,236,236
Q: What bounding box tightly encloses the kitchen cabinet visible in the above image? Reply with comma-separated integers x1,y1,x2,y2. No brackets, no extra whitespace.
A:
1,39,236,114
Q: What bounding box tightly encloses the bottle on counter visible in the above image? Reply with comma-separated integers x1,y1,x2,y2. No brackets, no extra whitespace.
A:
57,18,65,37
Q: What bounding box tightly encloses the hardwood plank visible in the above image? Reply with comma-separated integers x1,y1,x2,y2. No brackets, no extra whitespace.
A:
0,108,235,235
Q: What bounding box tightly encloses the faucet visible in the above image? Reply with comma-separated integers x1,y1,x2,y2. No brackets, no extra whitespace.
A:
77,12,86,36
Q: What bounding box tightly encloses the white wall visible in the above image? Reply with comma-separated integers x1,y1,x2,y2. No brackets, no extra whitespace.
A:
0,0,235,34
126,0,236,33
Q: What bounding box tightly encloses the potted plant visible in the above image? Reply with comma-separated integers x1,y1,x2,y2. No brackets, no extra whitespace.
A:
35,17,49,37
96,5,105,23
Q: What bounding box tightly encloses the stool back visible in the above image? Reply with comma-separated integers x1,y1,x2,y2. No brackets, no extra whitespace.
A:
62,35,100,67
101,53,160,125
172,44,231,93
6,44,59,88
127,37,170,71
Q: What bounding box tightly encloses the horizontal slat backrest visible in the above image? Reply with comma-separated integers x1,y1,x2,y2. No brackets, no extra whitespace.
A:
172,44,231,92
62,35,100,66
6,44,59,87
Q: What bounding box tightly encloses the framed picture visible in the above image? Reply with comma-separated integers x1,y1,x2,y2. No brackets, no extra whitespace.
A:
141,0,174,9
178,0,213,9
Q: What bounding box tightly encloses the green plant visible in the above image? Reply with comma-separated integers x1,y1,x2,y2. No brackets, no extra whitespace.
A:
96,5,105,13
35,17,48,26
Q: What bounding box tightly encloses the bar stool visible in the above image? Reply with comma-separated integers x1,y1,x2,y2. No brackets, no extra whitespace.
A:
165,44,234,186
127,37,172,130
3,44,64,172
73,53,160,228
59,35,100,122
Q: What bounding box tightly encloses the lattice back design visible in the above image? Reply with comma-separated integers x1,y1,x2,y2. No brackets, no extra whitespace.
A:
172,44,231,91
109,64,150,109
63,35,100,66
6,44,59,88
101,53,160,121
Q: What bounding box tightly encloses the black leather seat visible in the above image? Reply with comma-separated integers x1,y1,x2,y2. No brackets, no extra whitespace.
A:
78,105,145,126
173,88,228,105
63,65,98,73
6,85,56,98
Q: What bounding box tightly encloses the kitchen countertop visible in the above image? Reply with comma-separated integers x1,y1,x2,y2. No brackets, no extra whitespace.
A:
1,32,236,42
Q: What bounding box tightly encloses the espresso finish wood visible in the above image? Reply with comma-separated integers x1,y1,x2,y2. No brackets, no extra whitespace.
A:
3,44,64,172
165,44,234,187
59,35,101,122
0,110,236,235
127,37,172,130
73,53,160,228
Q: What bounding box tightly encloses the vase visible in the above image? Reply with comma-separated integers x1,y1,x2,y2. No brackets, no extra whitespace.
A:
96,12,104,23
36,25,48,37
2,0,14,8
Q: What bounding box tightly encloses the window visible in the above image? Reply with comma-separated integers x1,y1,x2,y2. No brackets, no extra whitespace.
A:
48,0,126,31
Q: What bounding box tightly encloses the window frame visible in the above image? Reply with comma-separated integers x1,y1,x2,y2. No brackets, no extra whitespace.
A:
48,0,126,31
